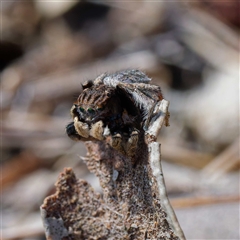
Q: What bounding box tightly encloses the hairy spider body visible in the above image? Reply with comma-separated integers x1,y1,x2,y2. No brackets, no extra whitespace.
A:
66,69,163,161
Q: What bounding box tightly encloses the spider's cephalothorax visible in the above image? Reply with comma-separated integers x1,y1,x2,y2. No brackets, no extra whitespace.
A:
66,69,163,160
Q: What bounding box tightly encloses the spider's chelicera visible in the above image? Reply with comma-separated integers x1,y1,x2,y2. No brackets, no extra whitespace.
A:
66,69,163,160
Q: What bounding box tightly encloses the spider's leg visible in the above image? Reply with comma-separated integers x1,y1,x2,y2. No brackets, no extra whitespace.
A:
125,129,139,159
117,83,163,131
138,84,163,102
66,122,83,141
117,83,154,111
118,83,163,102
109,133,125,155
89,120,104,140
117,83,162,111
74,117,90,138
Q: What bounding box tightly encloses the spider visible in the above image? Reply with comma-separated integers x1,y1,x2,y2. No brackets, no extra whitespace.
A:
66,69,163,160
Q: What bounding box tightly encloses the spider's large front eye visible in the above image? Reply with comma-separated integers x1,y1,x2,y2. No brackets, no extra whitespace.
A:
87,108,95,114
97,107,104,111
79,107,85,113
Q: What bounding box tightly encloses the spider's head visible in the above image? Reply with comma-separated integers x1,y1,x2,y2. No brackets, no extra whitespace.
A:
70,83,118,123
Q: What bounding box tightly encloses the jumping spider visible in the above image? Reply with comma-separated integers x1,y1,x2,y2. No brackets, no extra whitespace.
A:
66,69,163,160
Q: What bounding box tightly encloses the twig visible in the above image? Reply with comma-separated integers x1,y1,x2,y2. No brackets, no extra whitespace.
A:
147,100,186,240
201,137,240,181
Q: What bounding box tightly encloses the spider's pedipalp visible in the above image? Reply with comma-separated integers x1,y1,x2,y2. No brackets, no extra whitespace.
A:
74,117,90,138
90,121,104,140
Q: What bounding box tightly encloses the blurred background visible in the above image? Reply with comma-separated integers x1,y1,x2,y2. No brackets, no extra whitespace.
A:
1,1,239,239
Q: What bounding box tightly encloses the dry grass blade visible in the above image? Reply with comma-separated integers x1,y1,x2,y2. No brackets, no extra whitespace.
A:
201,137,240,181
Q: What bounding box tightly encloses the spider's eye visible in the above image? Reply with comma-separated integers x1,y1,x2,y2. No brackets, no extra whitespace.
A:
97,107,104,111
87,108,95,114
79,107,85,113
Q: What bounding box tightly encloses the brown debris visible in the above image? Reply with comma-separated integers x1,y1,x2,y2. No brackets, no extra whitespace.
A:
41,154,178,240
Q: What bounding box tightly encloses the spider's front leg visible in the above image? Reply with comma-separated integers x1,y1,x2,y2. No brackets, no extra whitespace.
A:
66,122,84,141
109,133,125,155
88,121,126,156
108,127,139,160
86,119,126,156
125,129,139,159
